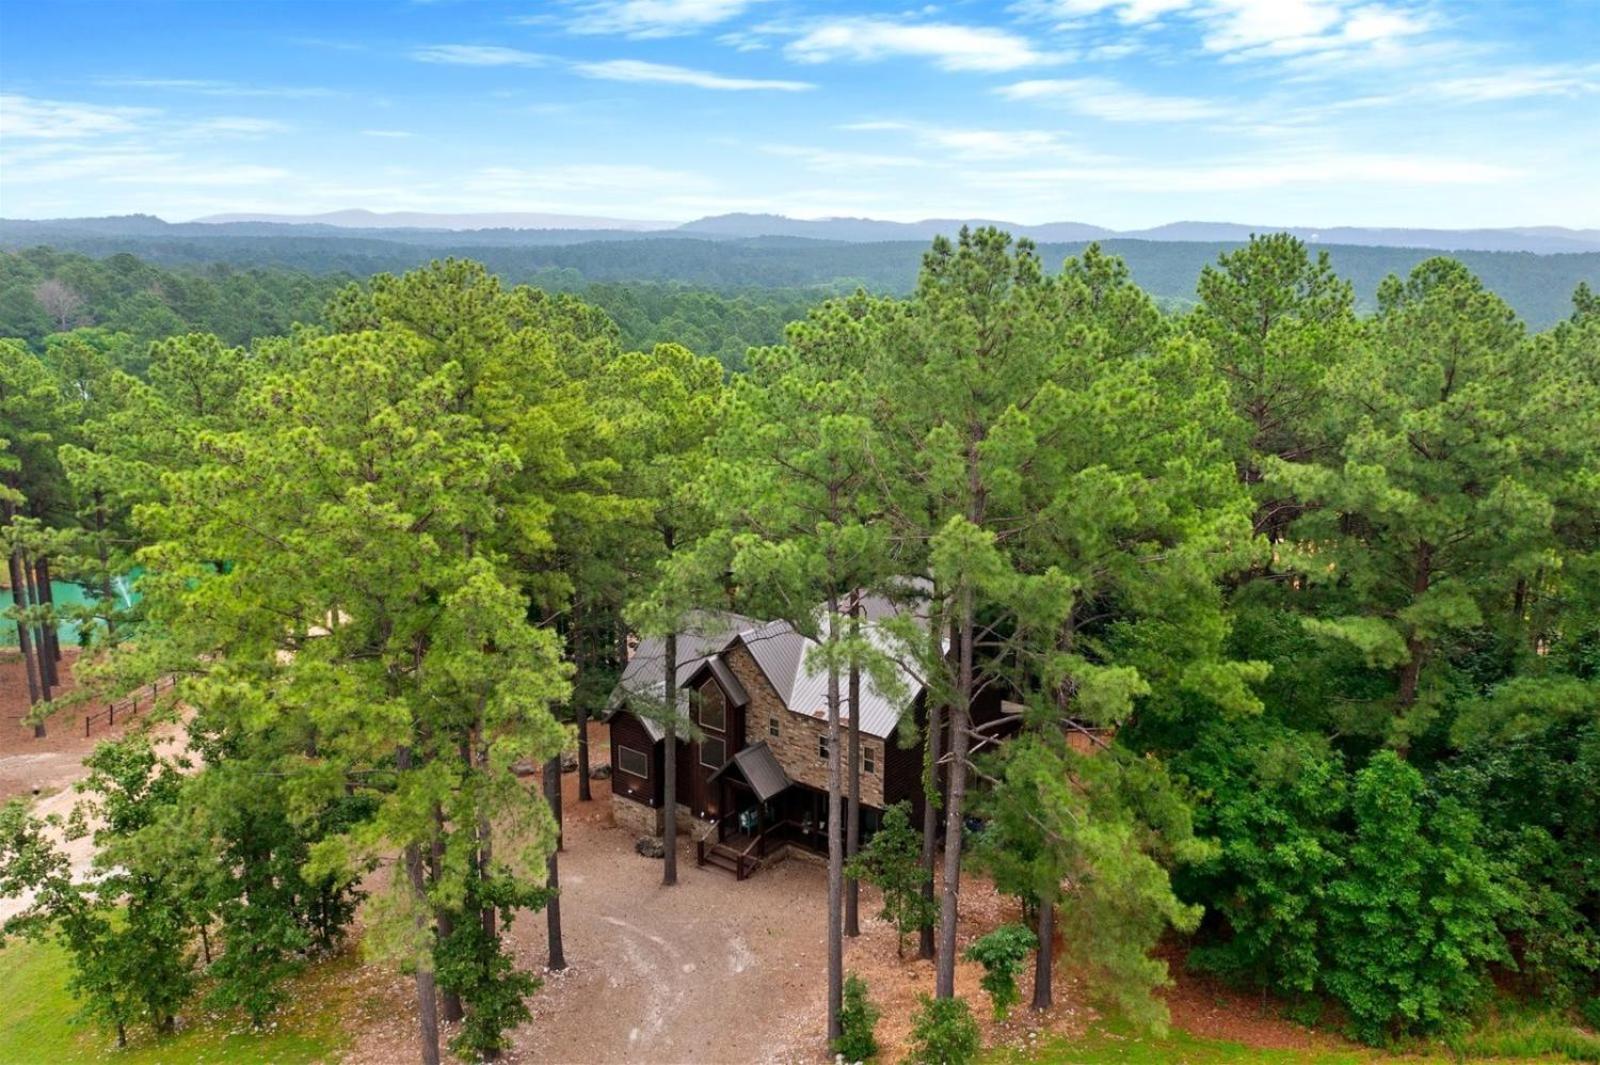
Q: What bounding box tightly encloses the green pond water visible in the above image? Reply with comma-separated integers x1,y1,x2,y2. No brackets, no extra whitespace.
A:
1,578,139,647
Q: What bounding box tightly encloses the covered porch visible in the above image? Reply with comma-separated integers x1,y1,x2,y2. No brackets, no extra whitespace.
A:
695,742,870,879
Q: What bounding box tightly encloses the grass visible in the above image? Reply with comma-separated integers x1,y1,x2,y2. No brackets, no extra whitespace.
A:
0,935,360,1065
986,1019,1438,1064
1449,1008,1600,1063
989,1013,1600,1064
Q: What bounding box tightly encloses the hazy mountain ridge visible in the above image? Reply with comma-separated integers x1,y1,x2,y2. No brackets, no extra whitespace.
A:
3,223,1594,329
7,213,1594,256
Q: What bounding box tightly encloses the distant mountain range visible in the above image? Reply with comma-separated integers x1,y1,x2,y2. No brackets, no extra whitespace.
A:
154,210,1600,255
4,214,1596,329
2,212,1595,255
193,209,676,231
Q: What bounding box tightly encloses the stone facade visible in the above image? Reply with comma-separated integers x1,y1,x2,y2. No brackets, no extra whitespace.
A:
611,792,662,837
723,641,886,808
610,789,718,840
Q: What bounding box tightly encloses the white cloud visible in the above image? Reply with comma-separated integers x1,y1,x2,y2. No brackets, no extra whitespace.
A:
464,163,714,205
785,17,1057,72
106,163,293,186
181,117,293,137
1431,65,1600,104
976,151,1521,193
410,45,550,67
0,94,154,138
1015,0,1435,60
997,77,1224,121
93,77,335,98
574,59,813,90
563,0,766,38
760,144,925,172
842,120,1093,161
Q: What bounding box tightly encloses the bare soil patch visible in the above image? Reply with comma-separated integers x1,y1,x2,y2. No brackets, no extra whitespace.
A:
0,649,132,801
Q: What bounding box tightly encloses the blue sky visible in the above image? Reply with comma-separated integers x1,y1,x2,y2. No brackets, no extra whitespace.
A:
1,0,1596,228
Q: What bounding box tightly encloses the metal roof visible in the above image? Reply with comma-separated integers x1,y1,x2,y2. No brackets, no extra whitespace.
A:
709,741,791,802
604,593,934,744
682,655,750,708
606,610,758,741
786,619,923,740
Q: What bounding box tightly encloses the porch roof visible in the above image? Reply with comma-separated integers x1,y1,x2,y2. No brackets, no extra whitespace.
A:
708,741,791,803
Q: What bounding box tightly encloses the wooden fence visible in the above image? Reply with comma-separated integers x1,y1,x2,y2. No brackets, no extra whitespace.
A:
84,675,176,737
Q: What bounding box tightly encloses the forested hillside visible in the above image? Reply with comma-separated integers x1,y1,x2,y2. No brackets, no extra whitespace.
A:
0,249,830,371
3,233,1596,1062
3,221,1595,328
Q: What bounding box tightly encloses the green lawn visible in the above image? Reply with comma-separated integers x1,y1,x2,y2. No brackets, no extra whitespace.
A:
0,935,358,1065
990,1015,1600,1065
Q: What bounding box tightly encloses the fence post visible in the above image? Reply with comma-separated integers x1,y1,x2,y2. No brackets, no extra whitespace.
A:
85,716,90,738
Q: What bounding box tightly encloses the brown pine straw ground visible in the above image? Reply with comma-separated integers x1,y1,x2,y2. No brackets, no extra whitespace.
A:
3,688,1346,1064
340,720,1341,1064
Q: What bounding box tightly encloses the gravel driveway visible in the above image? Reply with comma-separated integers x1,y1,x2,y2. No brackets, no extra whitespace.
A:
507,735,831,1064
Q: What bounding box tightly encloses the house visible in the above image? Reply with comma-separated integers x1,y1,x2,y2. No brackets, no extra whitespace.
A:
604,597,989,877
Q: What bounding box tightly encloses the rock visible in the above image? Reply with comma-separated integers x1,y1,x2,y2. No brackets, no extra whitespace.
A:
560,752,579,773
589,763,613,780
510,759,538,777
634,836,666,859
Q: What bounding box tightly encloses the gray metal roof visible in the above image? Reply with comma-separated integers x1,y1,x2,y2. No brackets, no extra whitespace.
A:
709,741,791,802
606,610,758,741
605,593,933,744
683,655,750,708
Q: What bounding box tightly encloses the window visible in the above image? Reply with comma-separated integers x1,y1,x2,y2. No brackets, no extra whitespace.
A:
863,746,876,774
700,736,727,769
818,734,831,762
768,716,780,739
617,746,649,779
698,682,726,732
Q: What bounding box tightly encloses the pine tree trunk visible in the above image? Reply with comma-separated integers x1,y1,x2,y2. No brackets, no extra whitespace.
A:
407,840,442,1065
397,745,441,1065
662,625,679,887
935,580,975,999
434,804,463,1025
825,599,844,1043
33,556,60,688
918,692,942,962
1031,898,1054,1010
544,754,567,971
7,543,43,712
1395,539,1433,744
575,598,592,802
845,600,862,938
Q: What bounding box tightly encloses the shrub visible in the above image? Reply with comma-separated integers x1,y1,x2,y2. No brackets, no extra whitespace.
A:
963,924,1037,1020
905,994,980,1065
832,972,880,1062
1323,751,1510,1044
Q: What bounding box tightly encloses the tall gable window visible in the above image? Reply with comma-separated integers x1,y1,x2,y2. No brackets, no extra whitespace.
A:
698,680,727,732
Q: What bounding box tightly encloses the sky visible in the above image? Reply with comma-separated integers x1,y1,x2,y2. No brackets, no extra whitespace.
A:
1,0,1597,229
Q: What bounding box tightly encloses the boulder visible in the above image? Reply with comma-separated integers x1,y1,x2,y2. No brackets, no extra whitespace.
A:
589,763,613,780
560,752,579,773
510,758,538,777
634,836,666,859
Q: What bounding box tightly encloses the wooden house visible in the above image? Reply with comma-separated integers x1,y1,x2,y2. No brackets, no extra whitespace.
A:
604,598,1001,877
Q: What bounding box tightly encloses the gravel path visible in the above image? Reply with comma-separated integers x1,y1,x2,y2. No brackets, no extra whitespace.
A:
508,754,832,1064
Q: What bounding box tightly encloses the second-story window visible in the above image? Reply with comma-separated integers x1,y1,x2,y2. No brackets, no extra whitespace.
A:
699,681,726,732
818,734,831,762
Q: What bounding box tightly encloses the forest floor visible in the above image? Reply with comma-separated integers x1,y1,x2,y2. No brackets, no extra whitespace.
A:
0,650,187,925
3,706,1592,1064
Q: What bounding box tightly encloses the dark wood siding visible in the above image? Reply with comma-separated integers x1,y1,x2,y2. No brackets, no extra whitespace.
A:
609,711,662,808
883,692,930,813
